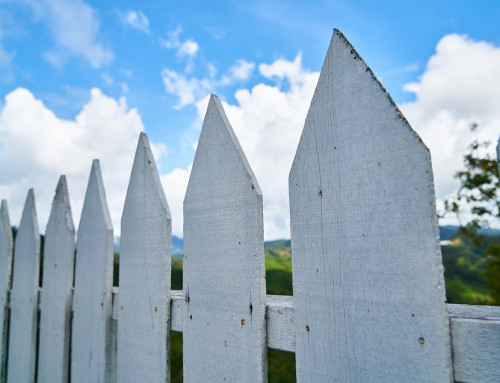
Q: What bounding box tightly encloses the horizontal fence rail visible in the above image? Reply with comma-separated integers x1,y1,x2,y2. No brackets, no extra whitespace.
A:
3,289,499,381
0,28,499,383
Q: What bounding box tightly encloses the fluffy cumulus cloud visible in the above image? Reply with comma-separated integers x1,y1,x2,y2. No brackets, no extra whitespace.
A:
19,0,113,68
0,88,165,233
401,34,500,223
161,53,318,238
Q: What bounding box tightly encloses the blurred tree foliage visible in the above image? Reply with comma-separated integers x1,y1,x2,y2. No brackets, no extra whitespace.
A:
444,124,500,304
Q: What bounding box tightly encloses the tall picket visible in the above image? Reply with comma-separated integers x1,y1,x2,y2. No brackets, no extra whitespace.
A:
116,133,172,382
183,95,267,382
37,176,75,383
0,201,13,382
7,190,40,383
289,29,453,381
71,160,114,383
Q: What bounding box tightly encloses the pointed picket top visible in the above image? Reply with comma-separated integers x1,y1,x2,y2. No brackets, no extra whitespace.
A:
186,94,261,198
79,159,113,231
123,132,171,218
117,132,172,383
72,160,114,383
183,94,266,382
47,175,75,233
0,200,13,381
17,189,39,242
7,189,40,383
289,29,453,382
38,176,75,383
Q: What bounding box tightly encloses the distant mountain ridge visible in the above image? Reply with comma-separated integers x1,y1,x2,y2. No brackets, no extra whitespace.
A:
113,226,500,255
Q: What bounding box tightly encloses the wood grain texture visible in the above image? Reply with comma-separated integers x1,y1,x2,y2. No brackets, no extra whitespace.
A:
449,304,500,382
116,133,172,383
266,295,295,352
183,94,267,382
37,176,75,383
0,201,13,382
450,318,500,382
7,190,40,383
289,29,453,382
71,160,114,383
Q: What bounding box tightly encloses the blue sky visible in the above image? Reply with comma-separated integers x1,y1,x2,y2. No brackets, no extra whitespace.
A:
1,0,500,238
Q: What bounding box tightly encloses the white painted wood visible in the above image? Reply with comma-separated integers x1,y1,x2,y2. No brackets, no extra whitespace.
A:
183,94,267,382
7,189,40,383
450,318,500,382
448,304,500,382
289,29,453,382
0,201,13,382
110,287,119,383
448,303,500,320
71,160,114,383
119,288,500,380
266,295,295,352
37,176,75,383
116,133,172,383
170,290,183,332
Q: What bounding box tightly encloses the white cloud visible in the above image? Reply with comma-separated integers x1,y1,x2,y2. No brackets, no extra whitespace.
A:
161,53,318,239
160,69,213,109
160,167,191,237
161,59,256,109
120,10,150,35
160,27,182,49
159,27,199,73
401,34,500,224
18,0,113,68
259,52,305,83
178,40,199,58
220,60,255,85
0,88,163,234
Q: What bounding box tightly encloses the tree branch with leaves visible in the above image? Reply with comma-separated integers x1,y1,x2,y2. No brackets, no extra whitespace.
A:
443,123,500,304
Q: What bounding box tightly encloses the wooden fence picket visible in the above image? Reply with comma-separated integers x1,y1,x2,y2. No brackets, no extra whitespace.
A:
1,29,500,383
0,201,13,383
183,95,267,382
289,29,453,382
7,189,40,383
116,133,172,383
71,160,114,383
37,176,75,383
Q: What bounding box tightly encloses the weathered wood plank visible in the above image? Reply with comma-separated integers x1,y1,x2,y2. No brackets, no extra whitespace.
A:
448,304,500,382
37,176,75,383
266,295,295,352
170,290,183,332
183,94,267,382
0,201,13,382
119,289,500,381
116,133,172,383
71,160,114,383
7,190,40,383
289,29,453,382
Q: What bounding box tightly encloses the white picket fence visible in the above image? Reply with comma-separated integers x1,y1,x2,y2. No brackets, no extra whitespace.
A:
0,29,499,383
